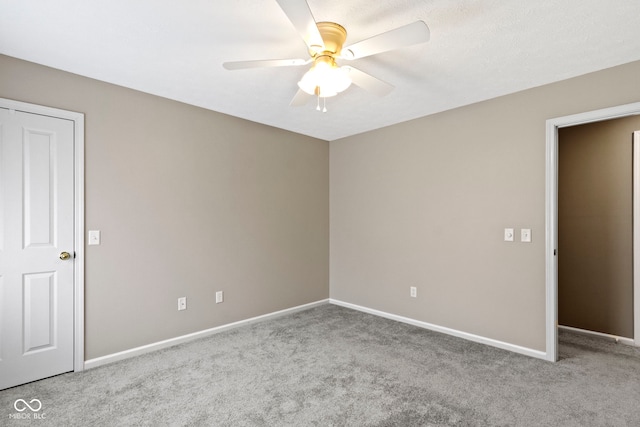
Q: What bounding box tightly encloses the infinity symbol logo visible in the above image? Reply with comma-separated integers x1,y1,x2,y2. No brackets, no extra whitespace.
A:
14,399,42,412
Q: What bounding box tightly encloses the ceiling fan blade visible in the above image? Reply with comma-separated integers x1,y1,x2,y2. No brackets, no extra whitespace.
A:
290,88,312,106
275,0,324,52
223,58,309,70
346,67,394,97
342,21,430,60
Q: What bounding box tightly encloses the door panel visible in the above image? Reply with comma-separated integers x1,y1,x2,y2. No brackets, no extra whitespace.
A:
23,271,56,353
0,108,74,390
24,129,56,247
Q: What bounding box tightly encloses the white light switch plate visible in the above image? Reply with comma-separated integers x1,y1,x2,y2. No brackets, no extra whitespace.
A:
521,228,532,243
88,230,100,245
504,228,514,242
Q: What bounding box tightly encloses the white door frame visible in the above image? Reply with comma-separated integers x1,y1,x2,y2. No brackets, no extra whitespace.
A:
0,97,85,372
545,101,640,362
634,131,640,348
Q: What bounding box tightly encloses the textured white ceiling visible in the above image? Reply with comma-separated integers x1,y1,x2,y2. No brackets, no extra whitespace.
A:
1,0,639,141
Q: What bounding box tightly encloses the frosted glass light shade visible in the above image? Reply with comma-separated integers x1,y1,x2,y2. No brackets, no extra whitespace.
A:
298,62,352,98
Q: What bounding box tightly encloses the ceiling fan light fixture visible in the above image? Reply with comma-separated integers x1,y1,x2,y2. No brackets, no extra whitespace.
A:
297,56,352,97
222,2,430,107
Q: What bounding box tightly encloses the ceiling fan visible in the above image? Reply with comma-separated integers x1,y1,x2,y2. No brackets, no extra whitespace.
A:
223,0,430,110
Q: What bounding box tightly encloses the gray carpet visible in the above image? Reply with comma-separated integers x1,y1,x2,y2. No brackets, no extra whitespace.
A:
1,304,639,426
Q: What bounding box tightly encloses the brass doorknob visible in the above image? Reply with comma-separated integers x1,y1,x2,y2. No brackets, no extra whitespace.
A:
60,252,71,260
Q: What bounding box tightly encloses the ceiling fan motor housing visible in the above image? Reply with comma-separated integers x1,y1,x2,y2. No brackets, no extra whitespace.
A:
312,22,347,57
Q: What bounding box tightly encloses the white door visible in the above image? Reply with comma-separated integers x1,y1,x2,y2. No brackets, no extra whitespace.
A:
0,107,75,390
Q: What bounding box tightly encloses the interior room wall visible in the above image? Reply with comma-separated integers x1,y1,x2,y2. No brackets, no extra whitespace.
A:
558,116,640,338
0,54,330,360
330,60,640,352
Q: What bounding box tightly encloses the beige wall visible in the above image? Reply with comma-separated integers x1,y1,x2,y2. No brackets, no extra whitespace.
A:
558,116,640,338
0,55,329,359
3,53,640,360
331,60,640,351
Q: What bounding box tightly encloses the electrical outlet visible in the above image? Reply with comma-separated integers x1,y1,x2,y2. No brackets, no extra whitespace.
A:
215,291,223,304
178,297,187,311
410,287,417,298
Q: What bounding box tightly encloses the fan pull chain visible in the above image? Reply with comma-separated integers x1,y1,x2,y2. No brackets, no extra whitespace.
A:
314,93,328,113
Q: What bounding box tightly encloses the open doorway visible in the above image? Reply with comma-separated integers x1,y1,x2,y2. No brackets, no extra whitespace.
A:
545,102,640,362
557,116,639,344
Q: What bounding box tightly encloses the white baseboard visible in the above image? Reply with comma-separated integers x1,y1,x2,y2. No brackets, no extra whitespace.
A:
85,297,550,369
330,299,548,361
559,325,636,346
84,299,329,370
